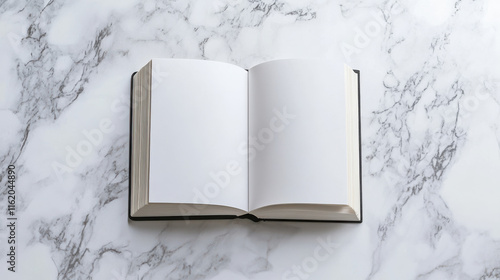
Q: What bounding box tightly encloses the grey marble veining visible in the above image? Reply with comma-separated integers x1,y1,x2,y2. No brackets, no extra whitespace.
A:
0,0,499,279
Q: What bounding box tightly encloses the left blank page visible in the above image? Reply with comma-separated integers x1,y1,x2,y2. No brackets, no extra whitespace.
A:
148,59,248,212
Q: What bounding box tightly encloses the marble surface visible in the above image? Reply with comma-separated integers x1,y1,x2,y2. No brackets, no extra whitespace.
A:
1,0,500,279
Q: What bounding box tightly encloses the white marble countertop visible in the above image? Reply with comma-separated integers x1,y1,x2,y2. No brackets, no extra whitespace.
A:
1,0,499,279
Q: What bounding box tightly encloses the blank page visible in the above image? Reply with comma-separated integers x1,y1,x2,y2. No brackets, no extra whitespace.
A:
148,59,248,212
248,59,348,211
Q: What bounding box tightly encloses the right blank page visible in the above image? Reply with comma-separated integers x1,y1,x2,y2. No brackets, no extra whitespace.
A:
248,59,348,211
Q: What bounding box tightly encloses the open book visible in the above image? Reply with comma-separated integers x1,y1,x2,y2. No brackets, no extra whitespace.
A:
129,59,361,222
